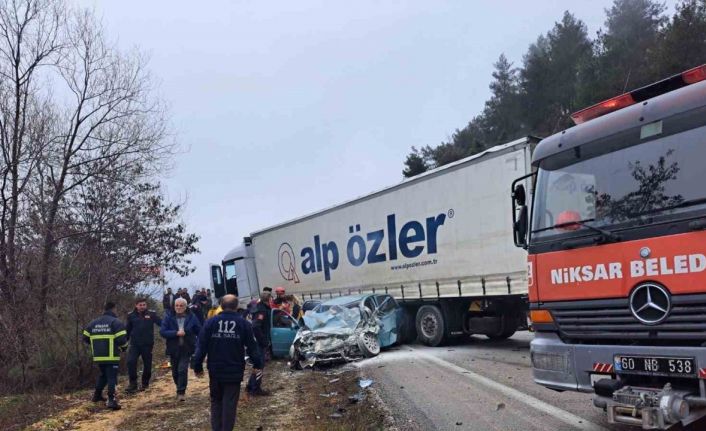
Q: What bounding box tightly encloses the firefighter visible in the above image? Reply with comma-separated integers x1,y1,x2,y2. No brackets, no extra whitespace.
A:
125,298,162,393
271,286,292,315
192,294,263,431
247,291,272,396
83,301,128,410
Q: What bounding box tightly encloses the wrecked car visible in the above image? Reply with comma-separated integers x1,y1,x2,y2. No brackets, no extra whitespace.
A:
290,294,403,368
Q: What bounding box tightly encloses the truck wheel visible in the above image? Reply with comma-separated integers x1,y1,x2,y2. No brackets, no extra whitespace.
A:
416,305,445,347
358,331,381,357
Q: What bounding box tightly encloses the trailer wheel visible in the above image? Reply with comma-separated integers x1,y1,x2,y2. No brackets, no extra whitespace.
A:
416,305,445,347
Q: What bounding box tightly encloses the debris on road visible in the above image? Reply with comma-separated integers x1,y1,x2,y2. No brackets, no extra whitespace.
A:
359,378,374,389
349,392,365,404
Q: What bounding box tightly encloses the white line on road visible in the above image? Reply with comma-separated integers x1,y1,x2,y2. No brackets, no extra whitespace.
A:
408,347,607,431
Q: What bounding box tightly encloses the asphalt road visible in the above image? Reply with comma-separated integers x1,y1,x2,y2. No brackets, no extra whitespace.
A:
358,332,705,431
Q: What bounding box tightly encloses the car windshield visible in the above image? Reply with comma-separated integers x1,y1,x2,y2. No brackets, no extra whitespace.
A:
532,124,706,240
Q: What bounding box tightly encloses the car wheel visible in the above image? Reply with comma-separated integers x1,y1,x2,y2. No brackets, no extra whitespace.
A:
358,331,381,357
416,305,445,347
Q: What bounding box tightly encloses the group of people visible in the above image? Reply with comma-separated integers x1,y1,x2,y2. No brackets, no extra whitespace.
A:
162,287,216,323
82,285,299,431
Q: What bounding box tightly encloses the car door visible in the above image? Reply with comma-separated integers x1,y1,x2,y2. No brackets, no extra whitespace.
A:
270,309,299,358
373,295,400,347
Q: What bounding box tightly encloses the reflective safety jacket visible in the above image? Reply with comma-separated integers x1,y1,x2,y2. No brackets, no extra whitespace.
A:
83,311,128,363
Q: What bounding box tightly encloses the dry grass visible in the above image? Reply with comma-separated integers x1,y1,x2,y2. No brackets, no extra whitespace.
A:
18,359,389,431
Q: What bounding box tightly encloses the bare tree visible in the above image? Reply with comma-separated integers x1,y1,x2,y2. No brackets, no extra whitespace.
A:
0,0,61,306
0,0,198,391
34,9,171,312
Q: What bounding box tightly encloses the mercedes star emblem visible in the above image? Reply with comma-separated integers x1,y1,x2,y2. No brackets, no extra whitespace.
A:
629,283,671,325
639,247,651,258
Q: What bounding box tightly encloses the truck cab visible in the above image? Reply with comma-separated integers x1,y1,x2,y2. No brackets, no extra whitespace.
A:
513,65,706,429
210,239,261,307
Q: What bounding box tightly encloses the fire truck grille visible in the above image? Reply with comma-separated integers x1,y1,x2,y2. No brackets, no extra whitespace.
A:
547,294,706,345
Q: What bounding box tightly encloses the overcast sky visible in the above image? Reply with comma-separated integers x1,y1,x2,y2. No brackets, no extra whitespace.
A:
78,0,675,290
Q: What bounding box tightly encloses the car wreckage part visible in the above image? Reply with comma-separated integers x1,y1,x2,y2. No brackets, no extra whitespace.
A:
593,381,706,429
416,305,445,347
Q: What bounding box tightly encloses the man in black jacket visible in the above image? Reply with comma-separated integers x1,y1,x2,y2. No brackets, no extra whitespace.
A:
162,288,175,312
83,301,128,410
125,298,162,393
193,294,262,431
247,291,272,395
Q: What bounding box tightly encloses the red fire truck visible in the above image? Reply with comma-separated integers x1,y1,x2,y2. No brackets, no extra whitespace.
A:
512,64,706,429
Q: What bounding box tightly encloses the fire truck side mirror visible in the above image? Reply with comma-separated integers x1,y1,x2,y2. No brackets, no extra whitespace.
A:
512,184,529,248
513,184,526,206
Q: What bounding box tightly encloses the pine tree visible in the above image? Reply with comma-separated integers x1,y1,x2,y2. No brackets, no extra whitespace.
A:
590,0,667,102
482,54,524,143
653,0,706,77
402,147,429,177
521,12,592,136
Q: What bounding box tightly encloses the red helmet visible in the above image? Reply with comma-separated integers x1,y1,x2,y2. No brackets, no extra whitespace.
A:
556,210,581,230
275,286,285,294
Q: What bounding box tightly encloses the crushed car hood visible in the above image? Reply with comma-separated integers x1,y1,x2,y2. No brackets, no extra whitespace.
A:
291,305,380,368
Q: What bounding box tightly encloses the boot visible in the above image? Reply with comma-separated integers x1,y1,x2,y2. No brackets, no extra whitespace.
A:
125,381,138,394
106,396,121,410
139,383,149,392
91,391,106,403
249,388,271,397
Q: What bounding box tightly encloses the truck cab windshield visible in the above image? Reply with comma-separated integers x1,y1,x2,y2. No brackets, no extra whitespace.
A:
532,124,706,242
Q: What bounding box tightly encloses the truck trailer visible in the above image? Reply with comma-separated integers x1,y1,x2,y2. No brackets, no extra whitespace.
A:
513,64,706,429
210,136,538,347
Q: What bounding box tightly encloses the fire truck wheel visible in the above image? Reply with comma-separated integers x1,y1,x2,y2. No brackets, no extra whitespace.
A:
416,305,445,347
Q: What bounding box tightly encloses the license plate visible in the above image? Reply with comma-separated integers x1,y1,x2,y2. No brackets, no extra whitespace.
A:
614,355,696,377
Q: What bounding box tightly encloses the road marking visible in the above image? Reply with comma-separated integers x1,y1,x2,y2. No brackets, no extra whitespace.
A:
409,347,607,431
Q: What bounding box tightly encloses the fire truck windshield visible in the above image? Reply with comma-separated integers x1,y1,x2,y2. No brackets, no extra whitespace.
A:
531,124,706,241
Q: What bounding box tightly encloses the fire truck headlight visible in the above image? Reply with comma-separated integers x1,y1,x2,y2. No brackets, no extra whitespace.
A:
531,352,569,373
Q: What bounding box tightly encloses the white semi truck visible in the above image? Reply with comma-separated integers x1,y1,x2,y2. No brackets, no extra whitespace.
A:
210,136,537,346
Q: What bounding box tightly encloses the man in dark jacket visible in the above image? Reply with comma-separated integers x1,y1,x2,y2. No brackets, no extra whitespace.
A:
180,289,191,304
190,289,208,323
247,291,272,395
83,301,128,410
162,288,175,312
125,298,162,393
160,298,201,401
193,294,262,431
